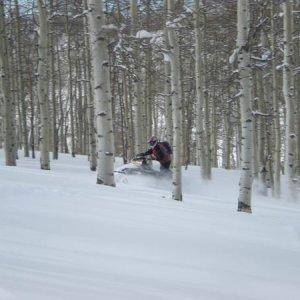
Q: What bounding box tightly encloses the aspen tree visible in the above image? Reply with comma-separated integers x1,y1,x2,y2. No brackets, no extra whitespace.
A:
165,60,173,143
14,0,29,157
194,0,206,173
49,0,58,160
224,93,233,170
124,72,134,159
56,41,65,154
283,0,296,186
37,0,50,170
194,0,211,179
0,81,3,148
28,61,35,159
167,0,182,201
131,0,143,154
294,0,300,178
235,101,242,169
211,96,218,168
270,1,281,197
0,114,3,150
236,0,253,213
251,77,259,181
65,0,75,157
83,0,97,171
74,43,84,155
164,13,173,144
256,69,268,195
260,26,275,193
145,1,153,140
8,3,19,158
87,0,116,186
0,0,16,166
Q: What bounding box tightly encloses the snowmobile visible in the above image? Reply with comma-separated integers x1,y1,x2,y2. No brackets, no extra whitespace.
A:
116,155,172,178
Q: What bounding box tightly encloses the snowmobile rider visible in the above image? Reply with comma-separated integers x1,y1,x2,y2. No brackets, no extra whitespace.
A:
137,137,173,170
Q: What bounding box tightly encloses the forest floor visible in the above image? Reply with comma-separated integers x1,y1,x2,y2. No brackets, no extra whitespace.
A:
0,150,300,300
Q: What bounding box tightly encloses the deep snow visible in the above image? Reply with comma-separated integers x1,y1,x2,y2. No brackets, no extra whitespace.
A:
0,150,300,300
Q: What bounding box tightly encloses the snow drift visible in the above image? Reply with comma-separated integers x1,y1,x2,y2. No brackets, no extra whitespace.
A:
0,151,300,300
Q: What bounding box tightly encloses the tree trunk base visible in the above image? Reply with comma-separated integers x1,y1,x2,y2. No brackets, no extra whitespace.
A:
97,178,116,187
41,165,50,170
237,202,252,213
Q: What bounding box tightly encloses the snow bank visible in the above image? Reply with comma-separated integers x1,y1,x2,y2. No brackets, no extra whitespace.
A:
0,150,300,299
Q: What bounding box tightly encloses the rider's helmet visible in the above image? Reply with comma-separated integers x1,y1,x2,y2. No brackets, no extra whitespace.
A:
147,136,158,148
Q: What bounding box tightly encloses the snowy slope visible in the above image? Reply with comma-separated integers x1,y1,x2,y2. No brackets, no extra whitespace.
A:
0,151,300,300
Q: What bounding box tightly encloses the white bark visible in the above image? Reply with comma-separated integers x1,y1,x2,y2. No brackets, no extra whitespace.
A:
164,54,173,143
283,0,296,185
236,0,253,213
194,0,207,175
271,1,281,197
167,0,182,201
0,0,16,166
164,21,172,143
83,0,97,171
223,97,232,169
65,0,75,157
256,70,268,196
294,0,300,178
14,0,29,157
37,0,50,170
131,0,143,154
87,0,115,187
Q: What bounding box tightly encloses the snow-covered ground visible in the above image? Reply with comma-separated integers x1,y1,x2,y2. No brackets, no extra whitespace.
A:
0,150,300,300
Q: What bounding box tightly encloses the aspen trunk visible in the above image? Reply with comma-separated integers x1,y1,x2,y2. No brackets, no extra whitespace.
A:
164,27,173,144
84,0,97,170
146,51,153,140
204,87,212,178
235,102,242,169
194,0,207,174
65,0,75,157
261,29,274,193
252,117,259,178
211,98,218,168
224,95,233,170
131,0,143,154
82,61,89,156
256,70,268,195
165,63,173,142
128,75,135,157
294,1,300,178
145,2,153,140
75,49,84,154
14,0,29,157
167,0,182,201
37,0,50,170
49,0,58,160
0,0,16,166
236,0,252,213
57,42,65,154
28,62,35,159
283,1,296,186
0,92,3,149
271,1,281,197
87,0,116,187
123,70,133,159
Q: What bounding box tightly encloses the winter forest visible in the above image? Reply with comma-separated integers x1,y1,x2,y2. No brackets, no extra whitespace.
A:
0,0,300,299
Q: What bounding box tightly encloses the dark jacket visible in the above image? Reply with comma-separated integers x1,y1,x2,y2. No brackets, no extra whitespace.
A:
143,141,172,163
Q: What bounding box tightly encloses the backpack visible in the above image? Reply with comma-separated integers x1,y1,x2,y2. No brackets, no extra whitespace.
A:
151,141,172,163
160,141,172,155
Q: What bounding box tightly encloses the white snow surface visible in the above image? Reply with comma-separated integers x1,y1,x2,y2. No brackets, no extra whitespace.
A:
1,151,300,300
